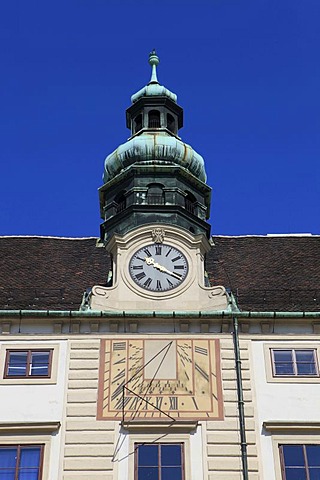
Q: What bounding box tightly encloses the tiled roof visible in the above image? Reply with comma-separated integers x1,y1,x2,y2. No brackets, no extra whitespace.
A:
0,235,319,312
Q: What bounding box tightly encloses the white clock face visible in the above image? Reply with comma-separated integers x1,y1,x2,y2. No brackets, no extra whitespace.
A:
129,243,188,292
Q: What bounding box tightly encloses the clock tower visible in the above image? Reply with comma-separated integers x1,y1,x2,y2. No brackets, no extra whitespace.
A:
89,51,228,312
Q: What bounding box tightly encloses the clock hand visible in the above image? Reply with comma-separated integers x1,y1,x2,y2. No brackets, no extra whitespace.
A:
144,257,182,280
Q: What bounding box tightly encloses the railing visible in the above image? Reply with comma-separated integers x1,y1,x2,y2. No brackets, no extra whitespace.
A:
147,194,165,205
185,198,196,214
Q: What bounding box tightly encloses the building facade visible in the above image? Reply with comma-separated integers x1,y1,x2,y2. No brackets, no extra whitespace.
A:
0,52,320,480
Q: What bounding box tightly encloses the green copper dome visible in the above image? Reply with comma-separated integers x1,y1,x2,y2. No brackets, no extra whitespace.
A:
103,131,206,182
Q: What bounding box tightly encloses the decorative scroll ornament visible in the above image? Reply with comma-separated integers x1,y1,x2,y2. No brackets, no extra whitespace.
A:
152,228,165,244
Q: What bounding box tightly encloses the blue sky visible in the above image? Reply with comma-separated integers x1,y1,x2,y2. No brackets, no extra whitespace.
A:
1,0,319,237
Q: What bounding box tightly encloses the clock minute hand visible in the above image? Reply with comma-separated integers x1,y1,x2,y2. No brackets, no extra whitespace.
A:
144,257,182,280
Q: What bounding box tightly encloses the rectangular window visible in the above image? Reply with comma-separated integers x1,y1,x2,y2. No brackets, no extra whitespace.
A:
280,444,320,479
0,444,43,479
135,443,184,480
4,350,53,378
272,349,318,377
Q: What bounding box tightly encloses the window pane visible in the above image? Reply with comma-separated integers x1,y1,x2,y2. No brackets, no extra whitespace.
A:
138,445,158,466
285,469,307,480
7,352,27,376
161,445,181,466
19,447,41,468
310,469,320,480
161,466,182,480
138,467,158,480
0,448,17,468
274,351,293,362
18,470,39,480
297,363,317,375
30,352,50,376
307,446,320,466
274,363,295,375
296,351,315,362
0,471,15,479
283,446,305,466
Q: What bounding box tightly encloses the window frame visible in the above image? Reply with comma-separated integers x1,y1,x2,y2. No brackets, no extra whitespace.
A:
279,443,320,480
134,442,185,480
0,443,44,479
4,349,53,379
264,343,320,383
0,343,59,385
271,348,319,378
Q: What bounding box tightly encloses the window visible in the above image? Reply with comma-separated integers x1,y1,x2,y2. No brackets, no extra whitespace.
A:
4,350,52,378
135,443,184,480
184,192,196,215
148,110,161,128
134,114,143,133
0,444,43,479
146,183,165,205
280,444,320,479
272,349,318,377
167,113,175,133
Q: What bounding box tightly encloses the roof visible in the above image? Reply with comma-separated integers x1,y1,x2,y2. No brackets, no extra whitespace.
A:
0,235,319,312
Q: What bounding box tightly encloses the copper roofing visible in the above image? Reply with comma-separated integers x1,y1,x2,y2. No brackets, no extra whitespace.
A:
0,235,319,312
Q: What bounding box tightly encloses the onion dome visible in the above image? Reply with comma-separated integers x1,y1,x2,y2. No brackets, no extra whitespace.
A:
103,50,207,184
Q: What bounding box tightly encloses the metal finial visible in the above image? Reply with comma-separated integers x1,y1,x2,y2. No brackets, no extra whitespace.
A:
148,49,159,84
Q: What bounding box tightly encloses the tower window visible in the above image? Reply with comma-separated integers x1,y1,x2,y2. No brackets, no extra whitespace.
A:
148,110,161,128
184,192,196,214
147,183,165,205
134,114,143,133
114,192,126,213
167,113,175,133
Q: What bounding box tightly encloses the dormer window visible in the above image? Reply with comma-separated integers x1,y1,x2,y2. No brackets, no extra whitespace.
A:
134,114,143,134
148,110,161,128
167,113,175,133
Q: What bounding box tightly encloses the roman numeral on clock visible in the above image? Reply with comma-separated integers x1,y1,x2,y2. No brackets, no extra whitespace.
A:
132,265,143,270
156,280,162,290
143,248,152,257
135,272,146,281
143,277,152,288
155,245,162,255
174,265,185,270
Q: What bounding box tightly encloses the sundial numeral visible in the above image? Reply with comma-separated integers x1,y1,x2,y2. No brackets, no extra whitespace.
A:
155,245,162,255
113,357,126,365
195,346,208,356
156,397,163,410
135,272,146,281
195,363,209,382
113,342,126,351
192,397,199,410
112,369,125,383
144,248,152,257
169,396,178,410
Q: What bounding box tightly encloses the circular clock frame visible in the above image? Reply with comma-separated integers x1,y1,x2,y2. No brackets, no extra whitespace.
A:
129,243,189,293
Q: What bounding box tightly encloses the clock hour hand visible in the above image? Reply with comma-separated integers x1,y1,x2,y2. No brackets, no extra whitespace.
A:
144,257,182,281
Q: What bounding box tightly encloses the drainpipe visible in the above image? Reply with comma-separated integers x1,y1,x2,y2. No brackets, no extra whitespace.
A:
233,314,249,480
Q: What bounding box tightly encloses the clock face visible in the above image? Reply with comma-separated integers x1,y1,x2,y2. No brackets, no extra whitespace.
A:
98,338,223,421
129,244,188,292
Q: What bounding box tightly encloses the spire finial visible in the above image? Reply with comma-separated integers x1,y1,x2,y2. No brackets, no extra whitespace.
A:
148,49,159,84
